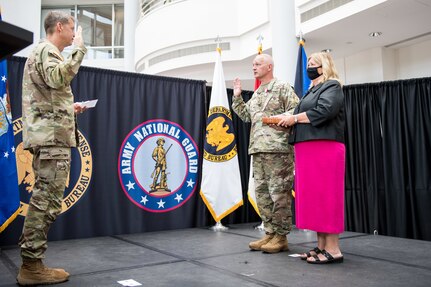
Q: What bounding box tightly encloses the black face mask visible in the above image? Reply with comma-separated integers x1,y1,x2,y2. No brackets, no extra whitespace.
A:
307,66,322,80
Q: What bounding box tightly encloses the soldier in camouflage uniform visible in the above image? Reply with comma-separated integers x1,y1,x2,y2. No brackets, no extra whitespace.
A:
232,54,299,253
17,11,87,286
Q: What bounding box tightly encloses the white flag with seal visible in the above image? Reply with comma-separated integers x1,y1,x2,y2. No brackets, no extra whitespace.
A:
200,48,243,222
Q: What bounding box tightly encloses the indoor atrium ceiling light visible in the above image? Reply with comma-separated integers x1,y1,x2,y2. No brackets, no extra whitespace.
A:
369,32,382,37
321,48,332,53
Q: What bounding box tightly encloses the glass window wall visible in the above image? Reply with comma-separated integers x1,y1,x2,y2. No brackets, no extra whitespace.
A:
41,4,124,60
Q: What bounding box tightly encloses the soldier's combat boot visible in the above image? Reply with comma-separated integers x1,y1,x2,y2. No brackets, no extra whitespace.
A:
249,233,274,251
260,234,289,253
16,258,70,286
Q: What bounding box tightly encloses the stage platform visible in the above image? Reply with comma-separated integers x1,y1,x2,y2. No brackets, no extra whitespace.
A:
1,223,430,286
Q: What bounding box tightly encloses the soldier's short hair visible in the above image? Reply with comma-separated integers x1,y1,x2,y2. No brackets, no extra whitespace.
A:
44,11,74,35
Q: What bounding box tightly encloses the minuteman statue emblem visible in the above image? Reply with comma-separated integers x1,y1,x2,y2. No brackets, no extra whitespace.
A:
150,137,172,194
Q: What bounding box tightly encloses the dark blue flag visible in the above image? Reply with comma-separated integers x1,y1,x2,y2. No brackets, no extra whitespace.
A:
294,40,311,98
0,58,20,233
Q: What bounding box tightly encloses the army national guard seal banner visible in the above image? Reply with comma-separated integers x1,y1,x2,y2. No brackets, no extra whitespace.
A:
0,57,208,245
118,119,199,213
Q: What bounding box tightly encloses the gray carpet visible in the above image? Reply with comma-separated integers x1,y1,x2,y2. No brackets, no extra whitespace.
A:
1,223,430,286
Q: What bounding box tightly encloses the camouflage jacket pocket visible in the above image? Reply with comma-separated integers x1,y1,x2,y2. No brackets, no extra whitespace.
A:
39,147,71,160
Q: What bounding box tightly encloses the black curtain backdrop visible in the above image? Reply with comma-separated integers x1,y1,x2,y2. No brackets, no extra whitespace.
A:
2,57,212,245
0,57,260,246
1,57,430,245
343,78,431,240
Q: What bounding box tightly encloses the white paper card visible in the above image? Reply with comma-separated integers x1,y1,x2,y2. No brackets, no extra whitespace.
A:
76,99,98,108
117,279,142,286
288,253,303,257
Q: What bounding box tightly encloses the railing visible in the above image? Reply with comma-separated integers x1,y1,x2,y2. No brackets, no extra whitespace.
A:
139,0,183,17
63,46,125,60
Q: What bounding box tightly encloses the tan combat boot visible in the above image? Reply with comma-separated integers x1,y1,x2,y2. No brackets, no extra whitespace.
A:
249,233,274,251
260,234,289,253
16,258,70,286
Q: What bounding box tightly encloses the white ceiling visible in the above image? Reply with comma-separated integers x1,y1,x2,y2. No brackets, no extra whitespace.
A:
303,0,431,59
42,0,124,5
158,0,431,90
42,0,431,90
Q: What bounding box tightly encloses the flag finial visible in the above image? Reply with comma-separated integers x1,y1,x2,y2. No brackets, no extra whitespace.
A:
256,34,264,54
215,35,222,54
298,31,305,46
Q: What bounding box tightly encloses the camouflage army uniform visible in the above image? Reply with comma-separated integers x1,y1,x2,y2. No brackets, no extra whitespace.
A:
19,40,87,259
232,78,299,235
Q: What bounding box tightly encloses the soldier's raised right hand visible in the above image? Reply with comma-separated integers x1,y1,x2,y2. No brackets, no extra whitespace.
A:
233,78,242,97
73,26,84,48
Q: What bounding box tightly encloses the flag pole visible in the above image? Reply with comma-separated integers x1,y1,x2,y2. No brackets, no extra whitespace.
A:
209,35,228,232
210,221,228,231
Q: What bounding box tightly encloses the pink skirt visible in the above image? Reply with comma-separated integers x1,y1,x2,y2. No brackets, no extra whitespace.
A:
294,140,345,234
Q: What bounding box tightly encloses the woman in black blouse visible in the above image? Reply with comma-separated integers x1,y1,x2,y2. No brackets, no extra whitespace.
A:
275,52,345,264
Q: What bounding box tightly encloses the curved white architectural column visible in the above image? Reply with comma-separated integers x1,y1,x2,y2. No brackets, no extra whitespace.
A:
270,0,297,85
125,0,139,72
134,0,270,76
